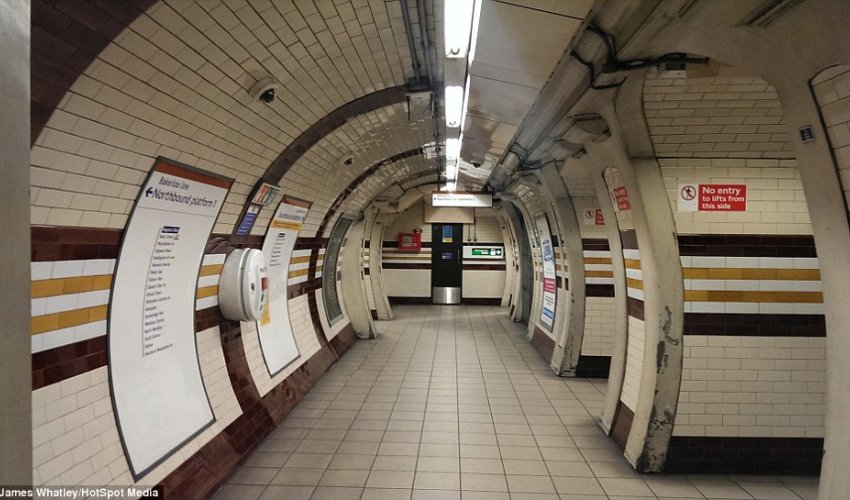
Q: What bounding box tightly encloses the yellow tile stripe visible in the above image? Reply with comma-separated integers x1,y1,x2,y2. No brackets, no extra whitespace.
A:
31,305,108,335
198,264,223,277
627,278,644,290
684,290,823,303
586,270,614,278
584,257,612,265
196,285,219,299
32,274,113,298
624,259,641,270
288,266,324,279
683,268,821,280
291,255,311,264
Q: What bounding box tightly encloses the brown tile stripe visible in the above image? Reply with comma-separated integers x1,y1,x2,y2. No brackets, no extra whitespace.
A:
32,336,106,390
678,234,817,257
586,284,615,297
31,226,122,261
665,436,823,474
620,229,639,250
329,323,357,358
530,326,555,362
158,341,340,498
383,263,431,270
31,0,158,143
683,313,826,337
582,238,611,251
611,401,634,450
462,298,501,306
463,264,507,271
388,297,431,305
684,290,822,303
627,296,645,320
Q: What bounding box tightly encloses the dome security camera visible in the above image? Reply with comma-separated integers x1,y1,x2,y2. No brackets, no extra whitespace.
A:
250,76,278,104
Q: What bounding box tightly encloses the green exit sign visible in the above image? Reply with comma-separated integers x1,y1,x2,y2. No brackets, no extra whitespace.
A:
471,248,502,256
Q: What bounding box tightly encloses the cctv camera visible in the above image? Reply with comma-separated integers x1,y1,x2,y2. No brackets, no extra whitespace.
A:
250,76,278,104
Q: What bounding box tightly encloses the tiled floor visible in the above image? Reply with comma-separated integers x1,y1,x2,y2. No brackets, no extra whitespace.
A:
213,305,819,500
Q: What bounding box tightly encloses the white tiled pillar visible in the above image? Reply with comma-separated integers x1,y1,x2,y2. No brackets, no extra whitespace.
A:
0,0,32,485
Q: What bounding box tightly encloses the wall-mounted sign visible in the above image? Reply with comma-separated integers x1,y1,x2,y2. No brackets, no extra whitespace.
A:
677,183,747,212
610,186,630,211
235,203,261,235
463,246,504,259
398,232,422,251
536,217,557,329
109,158,231,479
799,126,815,143
442,225,453,243
323,216,353,326
258,196,311,377
251,182,281,206
432,191,493,207
582,208,604,225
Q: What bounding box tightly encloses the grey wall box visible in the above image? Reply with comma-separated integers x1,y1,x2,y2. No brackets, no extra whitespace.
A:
218,248,268,321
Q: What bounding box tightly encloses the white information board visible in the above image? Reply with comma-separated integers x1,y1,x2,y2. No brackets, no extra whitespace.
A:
536,217,557,329
109,159,230,479
432,191,493,207
258,197,311,376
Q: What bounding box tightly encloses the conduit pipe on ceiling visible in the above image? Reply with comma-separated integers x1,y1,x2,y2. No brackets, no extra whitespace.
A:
400,0,423,84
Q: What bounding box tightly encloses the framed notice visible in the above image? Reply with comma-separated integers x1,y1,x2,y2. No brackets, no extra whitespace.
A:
258,196,311,377
108,158,231,479
536,217,557,329
323,216,353,325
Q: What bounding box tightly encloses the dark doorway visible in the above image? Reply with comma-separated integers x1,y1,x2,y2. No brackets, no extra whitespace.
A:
431,223,463,304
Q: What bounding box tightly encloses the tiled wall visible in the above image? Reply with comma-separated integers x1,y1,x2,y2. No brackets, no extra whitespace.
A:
812,65,850,209
646,68,826,471
29,227,356,495
643,68,793,160
580,239,615,359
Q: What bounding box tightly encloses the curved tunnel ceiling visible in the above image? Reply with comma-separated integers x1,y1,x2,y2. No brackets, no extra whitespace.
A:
30,0,442,237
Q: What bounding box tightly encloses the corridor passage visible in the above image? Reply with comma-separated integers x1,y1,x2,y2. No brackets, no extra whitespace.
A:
213,306,817,500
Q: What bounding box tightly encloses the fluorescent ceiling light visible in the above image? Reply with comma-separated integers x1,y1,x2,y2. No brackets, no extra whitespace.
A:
445,0,475,58
445,85,464,128
446,137,461,161
446,161,458,181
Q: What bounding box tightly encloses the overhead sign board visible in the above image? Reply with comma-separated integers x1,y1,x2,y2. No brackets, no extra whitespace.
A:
678,183,747,212
432,192,493,207
109,158,231,479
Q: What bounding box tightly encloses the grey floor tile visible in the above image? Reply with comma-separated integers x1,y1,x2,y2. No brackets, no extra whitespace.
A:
597,477,656,497
417,456,461,473
367,470,416,489
310,486,363,500
460,472,509,492
361,488,412,500
285,453,334,469
211,484,266,500
411,490,461,500
551,476,605,496
271,468,324,486
414,471,461,490
318,469,370,487
258,485,314,500
506,474,557,494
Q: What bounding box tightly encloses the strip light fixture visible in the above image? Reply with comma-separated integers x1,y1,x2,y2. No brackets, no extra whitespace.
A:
445,0,476,58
